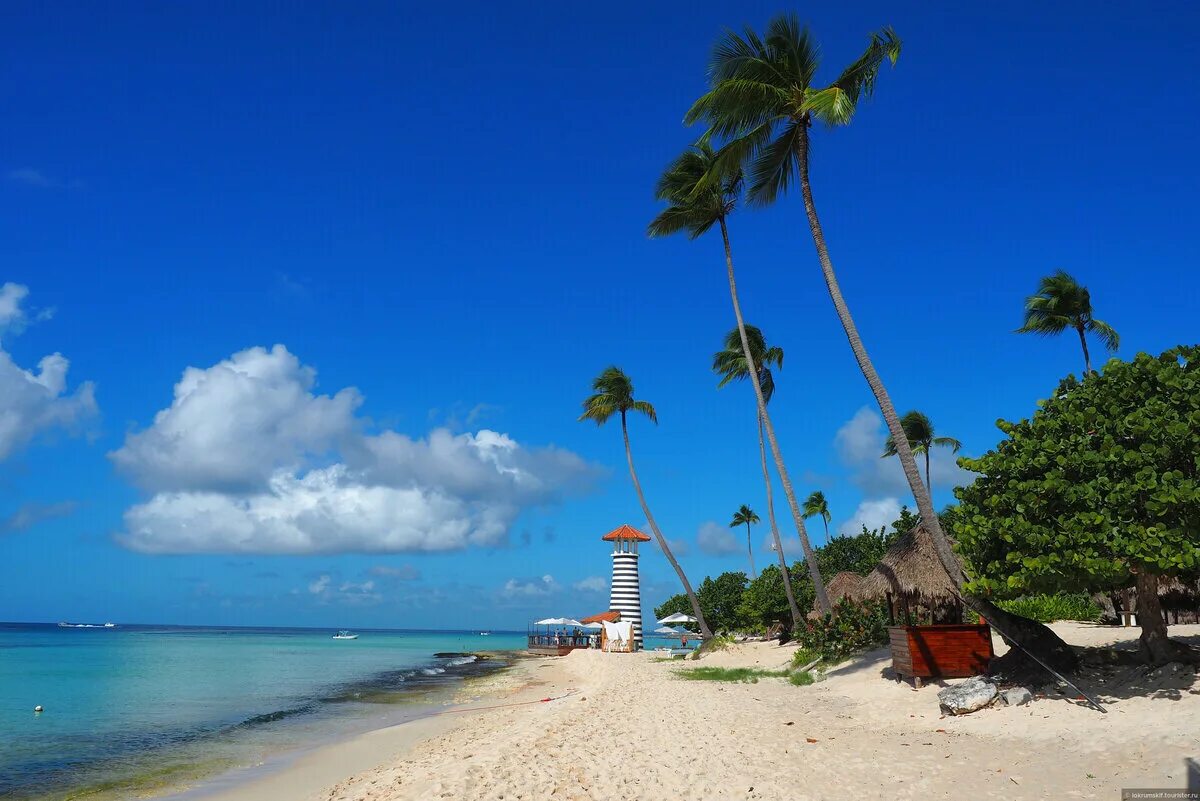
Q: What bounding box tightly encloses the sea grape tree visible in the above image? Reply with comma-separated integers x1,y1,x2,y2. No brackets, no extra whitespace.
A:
954,347,1200,664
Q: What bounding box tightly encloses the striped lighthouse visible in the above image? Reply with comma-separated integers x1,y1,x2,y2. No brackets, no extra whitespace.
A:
602,524,649,650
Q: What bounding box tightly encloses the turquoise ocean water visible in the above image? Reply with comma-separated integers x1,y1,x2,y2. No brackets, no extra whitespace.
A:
0,623,524,800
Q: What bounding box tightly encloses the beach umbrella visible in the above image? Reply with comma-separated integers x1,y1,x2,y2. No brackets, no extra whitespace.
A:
652,625,677,635
581,622,603,630
534,617,584,626
657,612,697,625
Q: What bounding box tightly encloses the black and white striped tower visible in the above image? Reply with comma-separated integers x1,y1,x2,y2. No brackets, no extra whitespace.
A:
602,524,649,650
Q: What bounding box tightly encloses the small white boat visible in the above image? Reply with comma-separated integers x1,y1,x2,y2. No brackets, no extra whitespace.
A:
479,631,491,636
332,630,358,640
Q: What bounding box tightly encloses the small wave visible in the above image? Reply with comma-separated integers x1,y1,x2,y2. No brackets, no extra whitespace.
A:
419,667,445,676
442,655,477,667
236,703,318,728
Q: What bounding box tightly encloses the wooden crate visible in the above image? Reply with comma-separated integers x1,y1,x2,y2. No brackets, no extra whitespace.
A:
889,624,993,687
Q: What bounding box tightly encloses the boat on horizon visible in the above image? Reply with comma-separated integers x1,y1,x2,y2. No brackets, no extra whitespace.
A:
58,622,117,629
332,630,358,640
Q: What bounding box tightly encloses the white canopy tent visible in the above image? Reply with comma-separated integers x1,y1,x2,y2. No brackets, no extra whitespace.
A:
534,618,584,627
656,613,697,625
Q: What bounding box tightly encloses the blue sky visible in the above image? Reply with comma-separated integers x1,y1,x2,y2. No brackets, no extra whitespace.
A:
2,1,1198,629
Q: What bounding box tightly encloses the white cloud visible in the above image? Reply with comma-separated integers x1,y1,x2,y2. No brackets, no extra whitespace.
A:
1,500,78,533
6,168,80,189
834,406,969,495
572,576,606,593
111,345,361,493
307,573,381,605
0,285,96,460
666,538,690,557
837,497,902,537
368,564,420,581
696,521,741,555
114,345,597,554
502,574,559,598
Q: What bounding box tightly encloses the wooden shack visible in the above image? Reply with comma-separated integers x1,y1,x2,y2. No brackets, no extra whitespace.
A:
857,523,993,687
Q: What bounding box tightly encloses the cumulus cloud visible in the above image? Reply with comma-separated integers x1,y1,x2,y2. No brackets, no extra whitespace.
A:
0,284,96,460
114,345,597,554
837,497,902,537
572,576,606,593
696,521,740,555
1,500,78,533
501,574,559,598
834,407,970,496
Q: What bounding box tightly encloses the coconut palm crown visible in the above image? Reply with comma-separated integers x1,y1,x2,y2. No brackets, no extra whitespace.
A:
712,325,783,403
882,410,962,494
802,490,832,539
729,504,760,578
684,14,900,204
647,139,741,240
1016,270,1119,375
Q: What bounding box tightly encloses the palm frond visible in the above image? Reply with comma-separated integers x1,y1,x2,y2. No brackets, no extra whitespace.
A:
932,436,962,453
763,13,820,87
828,26,901,106
747,120,802,206
1087,318,1120,352
802,86,856,127
631,399,658,424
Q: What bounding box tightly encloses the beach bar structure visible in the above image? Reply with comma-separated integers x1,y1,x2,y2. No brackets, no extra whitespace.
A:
526,618,590,656
603,524,648,651
856,523,993,687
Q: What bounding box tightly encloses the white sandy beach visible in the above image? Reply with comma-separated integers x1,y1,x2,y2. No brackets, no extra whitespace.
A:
195,623,1200,801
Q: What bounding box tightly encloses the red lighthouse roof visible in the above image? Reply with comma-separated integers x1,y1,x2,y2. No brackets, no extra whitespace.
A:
601,524,651,542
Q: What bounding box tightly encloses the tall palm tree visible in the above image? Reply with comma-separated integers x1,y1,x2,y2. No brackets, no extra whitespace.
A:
802,490,831,541
881,410,962,493
649,141,831,614
578,366,712,639
686,15,1082,671
712,325,802,625
1016,270,1119,375
728,504,760,578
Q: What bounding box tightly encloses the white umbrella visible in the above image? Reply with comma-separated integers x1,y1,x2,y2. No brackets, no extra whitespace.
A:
657,612,697,625
534,617,583,626
581,622,603,630
652,625,677,635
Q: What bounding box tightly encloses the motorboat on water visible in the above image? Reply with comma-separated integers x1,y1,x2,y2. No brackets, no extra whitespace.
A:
57,622,117,629
479,631,491,636
332,630,358,640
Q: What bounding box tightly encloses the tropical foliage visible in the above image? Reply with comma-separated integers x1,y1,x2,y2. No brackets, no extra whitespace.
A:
729,504,760,578
996,594,1103,624
954,346,1200,663
802,491,831,539
881,411,961,492
1016,270,1119,375
797,599,890,664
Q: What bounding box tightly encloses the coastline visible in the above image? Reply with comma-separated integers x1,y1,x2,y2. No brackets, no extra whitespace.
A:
192,622,1200,801
165,650,546,801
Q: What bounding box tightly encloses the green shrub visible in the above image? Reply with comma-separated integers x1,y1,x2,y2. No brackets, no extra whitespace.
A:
788,670,814,686
789,646,821,669
675,667,786,683
797,599,889,663
995,593,1102,623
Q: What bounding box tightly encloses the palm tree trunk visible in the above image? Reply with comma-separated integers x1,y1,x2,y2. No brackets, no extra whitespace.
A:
745,521,756,578
823,517,830,541
620,411,712,639
925,450,931,496
719,217,831,614
759,413,802,627
793,122,1076,668
1077,323,1092,375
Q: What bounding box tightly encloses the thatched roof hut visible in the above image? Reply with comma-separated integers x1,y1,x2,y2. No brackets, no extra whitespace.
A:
826,571,865,604
856,524,962,623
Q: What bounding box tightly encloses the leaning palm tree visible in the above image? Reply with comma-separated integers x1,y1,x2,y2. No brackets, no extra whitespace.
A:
687,16,1079,669
712,325,803,625
649,141,831,614
802,490,831,541
1016,270,1119,375
881,410,962,493
579,366,712,638
728,504,760,578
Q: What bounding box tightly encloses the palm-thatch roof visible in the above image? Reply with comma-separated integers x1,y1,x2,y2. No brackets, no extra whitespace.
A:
826,571,865,603
856,524,959,605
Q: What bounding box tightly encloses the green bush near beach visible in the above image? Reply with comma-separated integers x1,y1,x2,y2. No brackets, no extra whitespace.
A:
675,666,787,683
797,599,889,664
995,593,1102,623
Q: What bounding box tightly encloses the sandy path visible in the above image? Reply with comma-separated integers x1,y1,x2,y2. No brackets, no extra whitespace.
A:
287,623,1198,800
